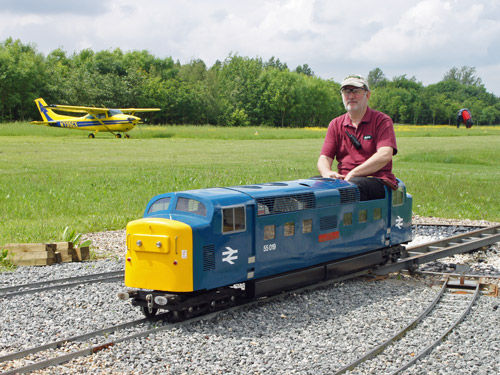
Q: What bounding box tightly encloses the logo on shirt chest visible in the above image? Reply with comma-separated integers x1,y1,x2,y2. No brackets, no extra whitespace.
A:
363,135,373,140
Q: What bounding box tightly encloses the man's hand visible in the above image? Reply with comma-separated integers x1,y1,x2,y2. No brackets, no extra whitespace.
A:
317,155,344,179
322,171,344,179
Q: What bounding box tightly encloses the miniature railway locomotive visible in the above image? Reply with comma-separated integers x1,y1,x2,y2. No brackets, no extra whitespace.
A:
120,177,412,319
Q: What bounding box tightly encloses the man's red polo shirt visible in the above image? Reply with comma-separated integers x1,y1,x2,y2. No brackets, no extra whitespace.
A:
320,107,398,189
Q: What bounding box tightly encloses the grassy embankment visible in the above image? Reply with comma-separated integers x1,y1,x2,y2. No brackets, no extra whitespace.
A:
1,122,499,246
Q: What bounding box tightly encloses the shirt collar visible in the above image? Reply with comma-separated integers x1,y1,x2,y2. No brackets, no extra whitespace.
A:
342,107,373,128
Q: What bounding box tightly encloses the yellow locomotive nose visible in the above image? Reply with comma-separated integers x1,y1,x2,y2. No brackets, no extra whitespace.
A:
125,218,193,292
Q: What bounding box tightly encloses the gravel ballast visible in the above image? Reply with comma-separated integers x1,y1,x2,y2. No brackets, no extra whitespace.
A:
0,222,499,374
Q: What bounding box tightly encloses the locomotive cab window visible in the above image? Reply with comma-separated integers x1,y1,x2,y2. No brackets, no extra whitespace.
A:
148,197,171,213
222,206,246,233
176,197,207,216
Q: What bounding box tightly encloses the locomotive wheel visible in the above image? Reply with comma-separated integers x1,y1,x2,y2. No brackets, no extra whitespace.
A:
141,305,158,319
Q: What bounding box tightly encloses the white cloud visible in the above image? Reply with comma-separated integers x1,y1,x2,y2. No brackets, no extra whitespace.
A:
0,0,499,94
350,0,498,66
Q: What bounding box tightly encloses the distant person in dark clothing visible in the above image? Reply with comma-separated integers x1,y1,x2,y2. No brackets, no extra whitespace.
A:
457,108,473,128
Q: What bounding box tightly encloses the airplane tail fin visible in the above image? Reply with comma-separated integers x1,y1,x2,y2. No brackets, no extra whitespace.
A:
34,98,69,122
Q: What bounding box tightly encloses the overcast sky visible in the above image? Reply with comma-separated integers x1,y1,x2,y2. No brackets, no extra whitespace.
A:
2,0,500,95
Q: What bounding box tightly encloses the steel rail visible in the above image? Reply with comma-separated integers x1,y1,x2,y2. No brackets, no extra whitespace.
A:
332,278,449,375
333,277,480,375
388,281,480,375
0,317,149,364
0,269,372,375
374,224,500,275
2,225,498,374
0,271,124,298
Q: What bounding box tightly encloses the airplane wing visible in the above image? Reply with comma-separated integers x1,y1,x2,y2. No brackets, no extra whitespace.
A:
49,104,160,115
119,108,161,114
31,120,58,125
48,104,109,114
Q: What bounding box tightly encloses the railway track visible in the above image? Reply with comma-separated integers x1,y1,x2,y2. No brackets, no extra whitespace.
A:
0,317,149,374
1,225,498,374
375,224,500,276
0,271,124,299
332,275,482,375
0,269,368,375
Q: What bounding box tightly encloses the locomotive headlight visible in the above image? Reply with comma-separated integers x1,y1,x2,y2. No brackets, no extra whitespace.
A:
156,241,162,248
154,295,168,306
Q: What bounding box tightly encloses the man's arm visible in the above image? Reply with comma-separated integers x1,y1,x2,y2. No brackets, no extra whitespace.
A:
344,146,393,181
317,154,344,179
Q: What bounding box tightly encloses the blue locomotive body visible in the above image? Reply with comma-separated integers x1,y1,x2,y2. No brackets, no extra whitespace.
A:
125,177,412,301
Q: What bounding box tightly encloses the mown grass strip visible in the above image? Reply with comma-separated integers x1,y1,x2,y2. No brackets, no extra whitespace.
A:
0,123,499,245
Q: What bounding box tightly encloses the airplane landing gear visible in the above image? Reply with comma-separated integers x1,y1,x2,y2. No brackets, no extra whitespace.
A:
88,133,95,139
115,133,122,138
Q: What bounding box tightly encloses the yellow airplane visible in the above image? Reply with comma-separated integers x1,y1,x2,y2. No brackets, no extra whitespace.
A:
31,98,160,138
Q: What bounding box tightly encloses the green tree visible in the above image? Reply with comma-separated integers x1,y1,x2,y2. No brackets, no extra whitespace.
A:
443,66,482,87
294,64,314,77
367,67,387,89
0,38,47,121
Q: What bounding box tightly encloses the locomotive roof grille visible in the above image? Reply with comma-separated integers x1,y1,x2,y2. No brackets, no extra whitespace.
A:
339,187,360,203
256,193,316,216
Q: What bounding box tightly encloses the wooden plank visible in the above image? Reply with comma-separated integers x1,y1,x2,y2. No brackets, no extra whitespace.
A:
74,247,90,261
80,246,90,261
12,252,55,266
53,243,73,262
3,243,53,253
54,242,74,251
59,250,73,262
73,248,82,262
12,252,54,261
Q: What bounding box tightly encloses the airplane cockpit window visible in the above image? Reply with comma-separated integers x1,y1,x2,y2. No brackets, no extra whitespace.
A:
85,114,96,119
148,197,171,213
108,109,123,116
175,197,207,216
97,113,107,119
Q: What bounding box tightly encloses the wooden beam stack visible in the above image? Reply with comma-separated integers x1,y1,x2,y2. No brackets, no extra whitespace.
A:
2,242,90,266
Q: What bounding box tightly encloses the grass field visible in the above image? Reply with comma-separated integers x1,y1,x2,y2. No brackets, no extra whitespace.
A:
1,122,499,246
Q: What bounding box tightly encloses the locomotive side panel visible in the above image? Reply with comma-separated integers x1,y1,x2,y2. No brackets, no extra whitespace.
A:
312,200,388,262
389,183,413,245
192,202,256,291
255,210,313,278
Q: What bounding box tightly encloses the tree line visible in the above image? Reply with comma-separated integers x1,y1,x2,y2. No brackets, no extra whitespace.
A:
1,38,499,126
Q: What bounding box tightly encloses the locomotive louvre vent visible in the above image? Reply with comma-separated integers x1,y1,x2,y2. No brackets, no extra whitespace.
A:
256,193,316,216
203,244,216,271
320,215,338,231
339,187,360,203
